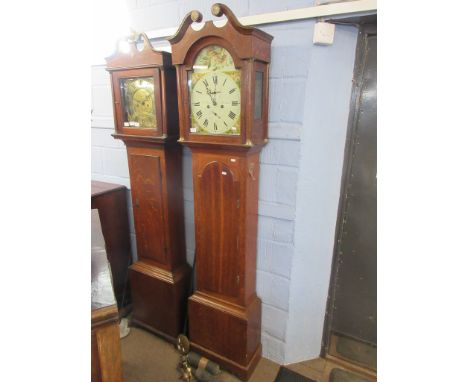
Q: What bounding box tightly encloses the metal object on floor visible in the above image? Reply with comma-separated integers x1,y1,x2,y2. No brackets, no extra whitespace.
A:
274,366,317,382
194,368,220,382
177,335,193,382
188,352,221,375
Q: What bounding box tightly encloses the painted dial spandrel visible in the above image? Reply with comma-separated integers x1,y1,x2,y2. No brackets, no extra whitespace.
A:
189,45,241,135
120,77,157,129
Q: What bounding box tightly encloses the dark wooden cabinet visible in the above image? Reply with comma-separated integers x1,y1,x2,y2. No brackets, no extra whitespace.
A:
91,181,132,310
169,4,272,380
106,33,190,341
92,209,123,382
126,144,190,341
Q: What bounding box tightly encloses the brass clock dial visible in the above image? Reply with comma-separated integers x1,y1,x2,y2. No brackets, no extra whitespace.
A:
189,45,241,135
120,77,157,129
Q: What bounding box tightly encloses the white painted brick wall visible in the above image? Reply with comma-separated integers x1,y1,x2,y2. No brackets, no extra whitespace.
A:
258,240,294,279
92,128,124,149
257,271,290,311
102,148,130,179
91,0,358,366
262,304,288,340
276,168,298,206
92,85,113,118
131,3,179,30
262,333,286,363
268,123,302,140
258,216,294,243
259,165,298,206
261,140,301,167
91,147,104,174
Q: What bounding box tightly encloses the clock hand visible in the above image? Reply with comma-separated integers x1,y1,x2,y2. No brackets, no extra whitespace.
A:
207,90,218,106
202,80,218,106
210,111,222,120
204,87,217,106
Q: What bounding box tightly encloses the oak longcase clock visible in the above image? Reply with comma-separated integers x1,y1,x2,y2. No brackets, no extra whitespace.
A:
106,33,190,341
169,4,273,380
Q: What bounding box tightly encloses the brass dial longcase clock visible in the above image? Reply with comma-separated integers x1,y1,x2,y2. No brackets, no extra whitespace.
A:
106,33,190,341
169,4,273,380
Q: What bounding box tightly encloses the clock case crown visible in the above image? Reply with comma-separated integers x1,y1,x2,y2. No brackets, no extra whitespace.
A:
168,3,273,150
106,32,179,144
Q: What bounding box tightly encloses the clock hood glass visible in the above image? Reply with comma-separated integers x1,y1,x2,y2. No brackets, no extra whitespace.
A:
189,46,241,135
121,77,157,129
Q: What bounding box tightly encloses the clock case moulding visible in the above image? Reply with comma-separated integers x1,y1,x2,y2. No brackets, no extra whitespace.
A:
169,4,273,381
106,33,191,342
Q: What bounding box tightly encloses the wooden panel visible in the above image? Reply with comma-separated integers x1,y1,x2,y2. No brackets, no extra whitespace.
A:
196,161,240,299
91,181,132,309
188,293,262,381
128,153,167,264
125,144,191,340
93,323,123,382
91,332,101,382
130,261,191,341
91,244,122,382
189,297,247,364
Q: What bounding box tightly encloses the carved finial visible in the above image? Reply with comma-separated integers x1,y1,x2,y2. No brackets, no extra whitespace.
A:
107,30,154,61
211,3,222,17
139,32,153,50
210,3,251,33
120,31,153,52
191,10,202,23
168,9,204,44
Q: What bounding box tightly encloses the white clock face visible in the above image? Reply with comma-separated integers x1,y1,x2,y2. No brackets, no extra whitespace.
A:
191,71,240,134
189,45,241,135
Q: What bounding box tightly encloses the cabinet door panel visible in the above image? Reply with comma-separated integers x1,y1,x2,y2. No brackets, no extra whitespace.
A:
196,161,240,299
129,154,166,264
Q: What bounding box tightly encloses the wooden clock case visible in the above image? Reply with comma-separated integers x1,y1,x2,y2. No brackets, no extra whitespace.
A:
106,33,191,342
169,5,273,380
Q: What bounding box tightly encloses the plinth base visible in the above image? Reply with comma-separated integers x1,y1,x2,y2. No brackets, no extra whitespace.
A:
188,292,262,381
129,260,191,341
191,340,262,381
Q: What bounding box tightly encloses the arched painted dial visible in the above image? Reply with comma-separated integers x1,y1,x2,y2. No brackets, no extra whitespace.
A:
191,71,240,134
189,45,241,135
